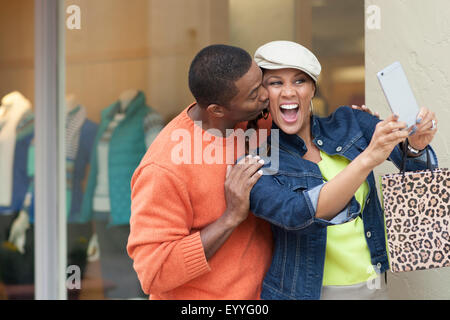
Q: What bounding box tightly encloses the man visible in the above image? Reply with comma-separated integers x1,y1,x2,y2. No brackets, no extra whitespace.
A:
127,44,273,299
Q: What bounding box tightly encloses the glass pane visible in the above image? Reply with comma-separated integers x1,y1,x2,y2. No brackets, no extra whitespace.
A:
311,0,365,115
0,0,35,300
230,0,296,56
61,0,364,300
64,0,229,300
230,0,365,117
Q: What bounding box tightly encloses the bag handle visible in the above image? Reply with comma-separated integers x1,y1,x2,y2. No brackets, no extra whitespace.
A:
400,139,434,177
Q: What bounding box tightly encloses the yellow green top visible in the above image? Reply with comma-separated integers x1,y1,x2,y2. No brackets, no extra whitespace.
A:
317,150,377,286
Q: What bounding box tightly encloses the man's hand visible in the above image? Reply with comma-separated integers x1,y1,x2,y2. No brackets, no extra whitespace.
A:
200,155,264,260
223,155,264,227
8,210,30,254
351,104,380,118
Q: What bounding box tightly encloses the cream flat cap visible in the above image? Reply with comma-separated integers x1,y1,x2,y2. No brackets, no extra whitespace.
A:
254,40,321,83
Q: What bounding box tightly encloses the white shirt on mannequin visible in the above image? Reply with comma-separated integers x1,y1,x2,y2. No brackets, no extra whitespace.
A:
0,91,31,207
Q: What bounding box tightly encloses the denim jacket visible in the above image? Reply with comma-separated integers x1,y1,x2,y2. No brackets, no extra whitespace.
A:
250,106,438,300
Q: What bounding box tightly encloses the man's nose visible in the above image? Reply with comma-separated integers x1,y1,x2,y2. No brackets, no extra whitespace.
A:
259,86,269,102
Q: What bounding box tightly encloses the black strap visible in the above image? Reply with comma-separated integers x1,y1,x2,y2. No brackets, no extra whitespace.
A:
401,140,408,173
400,140,434,179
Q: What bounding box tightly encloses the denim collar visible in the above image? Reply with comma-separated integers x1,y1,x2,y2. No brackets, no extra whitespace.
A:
271,115,321,157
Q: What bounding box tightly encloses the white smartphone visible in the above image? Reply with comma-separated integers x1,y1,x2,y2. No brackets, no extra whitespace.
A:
377,61,420,129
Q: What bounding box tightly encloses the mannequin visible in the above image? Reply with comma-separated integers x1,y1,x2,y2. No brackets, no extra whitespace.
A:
8,94,98,296
92,89,139,213
0,91,19,118
80,90,164,298
64,94,98,297
0,92,33,289
9,93,88,250
0,100,8,118
8,194,31,254
66,93,79,113
0,92,31,208
118,89,138,113
89,89,152,299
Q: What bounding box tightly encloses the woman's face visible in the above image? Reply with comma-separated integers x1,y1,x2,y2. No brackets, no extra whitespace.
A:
263,68,315,136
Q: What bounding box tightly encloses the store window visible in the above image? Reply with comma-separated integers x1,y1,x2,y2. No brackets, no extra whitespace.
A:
0,0,365,300
64,0,364,300
311,0,365,114
0,0,35,299
230,0,365,116
63,0,230,300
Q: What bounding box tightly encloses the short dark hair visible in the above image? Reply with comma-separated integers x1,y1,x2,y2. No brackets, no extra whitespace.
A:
188,44,253,108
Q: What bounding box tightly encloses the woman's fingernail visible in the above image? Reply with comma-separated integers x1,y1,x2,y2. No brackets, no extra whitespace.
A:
416,118,422,124
409,126,417,136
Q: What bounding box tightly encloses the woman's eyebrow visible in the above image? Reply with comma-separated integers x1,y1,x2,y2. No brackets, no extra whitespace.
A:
265,75,281,80
266,71,306,78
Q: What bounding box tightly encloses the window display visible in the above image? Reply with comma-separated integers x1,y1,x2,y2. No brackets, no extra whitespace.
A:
80,90,163,298
0,0,364,299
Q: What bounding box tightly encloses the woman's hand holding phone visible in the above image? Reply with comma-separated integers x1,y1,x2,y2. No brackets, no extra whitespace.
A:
407,106,438,151
362,113,409,169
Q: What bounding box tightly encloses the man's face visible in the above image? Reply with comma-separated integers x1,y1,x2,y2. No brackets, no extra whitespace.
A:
224,61,269,123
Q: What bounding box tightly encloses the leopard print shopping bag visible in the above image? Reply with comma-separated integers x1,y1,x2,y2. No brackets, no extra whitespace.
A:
381,168,450,272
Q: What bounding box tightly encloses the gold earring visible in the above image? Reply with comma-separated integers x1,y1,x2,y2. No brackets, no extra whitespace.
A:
261,109,269,120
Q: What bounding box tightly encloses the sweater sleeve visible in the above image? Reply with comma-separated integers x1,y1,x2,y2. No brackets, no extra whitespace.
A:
127,163,211,295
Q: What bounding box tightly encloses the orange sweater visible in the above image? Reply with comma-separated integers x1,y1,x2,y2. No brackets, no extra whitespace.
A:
127,104,273,300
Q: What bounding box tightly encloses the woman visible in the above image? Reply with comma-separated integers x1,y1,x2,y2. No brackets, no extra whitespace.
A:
249,40,438,300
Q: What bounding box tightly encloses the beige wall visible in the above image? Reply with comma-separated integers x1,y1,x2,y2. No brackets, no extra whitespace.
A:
365,0,450,299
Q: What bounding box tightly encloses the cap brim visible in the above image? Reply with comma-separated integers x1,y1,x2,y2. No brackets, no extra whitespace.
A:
258,63,318,83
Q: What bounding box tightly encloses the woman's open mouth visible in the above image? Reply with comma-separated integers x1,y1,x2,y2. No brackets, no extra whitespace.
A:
280,104,299,123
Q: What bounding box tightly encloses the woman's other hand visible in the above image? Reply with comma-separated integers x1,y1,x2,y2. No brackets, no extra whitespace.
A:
351,104,380,118
407,107,437,151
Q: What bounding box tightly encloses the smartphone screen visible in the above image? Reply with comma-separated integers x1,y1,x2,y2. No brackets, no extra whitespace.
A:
377,62,420,128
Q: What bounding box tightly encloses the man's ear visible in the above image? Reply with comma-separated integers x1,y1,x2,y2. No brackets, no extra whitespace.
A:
206,104,226,118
